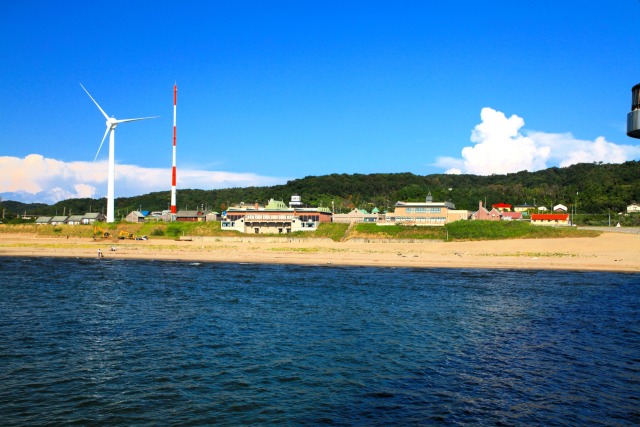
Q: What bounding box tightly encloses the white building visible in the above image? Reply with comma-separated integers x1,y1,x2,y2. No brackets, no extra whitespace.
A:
627,203,640,213
222,198,332,234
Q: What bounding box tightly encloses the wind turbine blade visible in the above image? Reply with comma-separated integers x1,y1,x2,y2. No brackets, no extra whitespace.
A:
93,126,110,163
79,83,109,120
115,116,160,124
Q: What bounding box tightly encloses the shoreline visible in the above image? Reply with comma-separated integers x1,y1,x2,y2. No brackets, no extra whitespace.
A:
1,232,639,273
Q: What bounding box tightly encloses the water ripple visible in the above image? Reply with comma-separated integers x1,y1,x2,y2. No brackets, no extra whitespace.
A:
0,257,638,426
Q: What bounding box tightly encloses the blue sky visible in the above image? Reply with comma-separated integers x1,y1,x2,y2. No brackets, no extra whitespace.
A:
2,1,640,203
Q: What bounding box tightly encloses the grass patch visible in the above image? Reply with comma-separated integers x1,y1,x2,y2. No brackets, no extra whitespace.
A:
445,221,600,241
289,223,349,242
269,246,349,253
350,221,600,241
350,223,446,240
269,247,322,253
476,251,576,258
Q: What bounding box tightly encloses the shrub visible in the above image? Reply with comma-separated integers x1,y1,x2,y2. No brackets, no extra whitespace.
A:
166,224,182,237
151,228,165,236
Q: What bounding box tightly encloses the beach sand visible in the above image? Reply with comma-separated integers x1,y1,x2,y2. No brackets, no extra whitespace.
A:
1,231,638,272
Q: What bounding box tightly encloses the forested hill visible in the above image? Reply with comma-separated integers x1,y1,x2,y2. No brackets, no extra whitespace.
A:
3,161,640,217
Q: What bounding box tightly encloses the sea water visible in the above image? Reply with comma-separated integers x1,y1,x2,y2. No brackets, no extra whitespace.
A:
0,257,638,426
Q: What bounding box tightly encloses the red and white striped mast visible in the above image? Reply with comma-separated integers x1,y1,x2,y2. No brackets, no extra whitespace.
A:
170,83,177,214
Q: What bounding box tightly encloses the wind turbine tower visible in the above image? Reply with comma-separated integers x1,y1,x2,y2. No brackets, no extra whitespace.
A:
81,84,158,223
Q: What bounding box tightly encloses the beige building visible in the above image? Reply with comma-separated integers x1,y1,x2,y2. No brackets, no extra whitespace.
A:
383,193,467,226
333,208,383,224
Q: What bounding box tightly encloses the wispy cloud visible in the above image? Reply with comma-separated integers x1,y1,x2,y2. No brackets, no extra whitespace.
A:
0,154,288,204
436,107,640,175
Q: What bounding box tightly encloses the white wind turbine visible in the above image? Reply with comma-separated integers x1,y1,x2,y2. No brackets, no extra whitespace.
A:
80,83,158,223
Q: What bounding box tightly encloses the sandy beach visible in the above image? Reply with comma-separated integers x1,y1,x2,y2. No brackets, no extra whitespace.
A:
1,231,639,272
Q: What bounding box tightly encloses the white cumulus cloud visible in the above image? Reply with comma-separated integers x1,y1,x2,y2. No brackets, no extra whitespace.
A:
435,107,640,175
0,154,288,204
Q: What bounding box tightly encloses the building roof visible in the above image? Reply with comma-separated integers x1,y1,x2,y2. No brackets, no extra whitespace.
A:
228,199,331,214
50,216,69,222
128,210,145,218
67,215,84,221
531,214,569,221
492,202,512,208
83,213,105,219
265,199,289,210
176,210,204,217
297,206,331,213
395,200,455,209
501,212,522,220
35,216,52,223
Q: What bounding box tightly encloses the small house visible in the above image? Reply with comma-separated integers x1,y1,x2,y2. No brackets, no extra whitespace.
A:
501,212,522,221
627,203,640,213
125,210,146,223
67,215,84,225
205,211,219,222
471,201,500,221
514,203,535,213
176,210,205,222
49,216,69,225
35,216,52,225
553,204,568,213
82,213,107,224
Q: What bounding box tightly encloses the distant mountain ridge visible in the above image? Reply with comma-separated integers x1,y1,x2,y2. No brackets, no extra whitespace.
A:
2,161,639,217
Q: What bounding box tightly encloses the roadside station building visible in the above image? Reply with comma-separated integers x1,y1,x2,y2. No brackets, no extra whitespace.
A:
221,197,332,234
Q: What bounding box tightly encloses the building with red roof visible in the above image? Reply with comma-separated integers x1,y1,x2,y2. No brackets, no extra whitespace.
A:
501,211,522,221
531,213,570,226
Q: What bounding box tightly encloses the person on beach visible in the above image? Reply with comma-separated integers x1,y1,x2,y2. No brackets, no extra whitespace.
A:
97,249,103,258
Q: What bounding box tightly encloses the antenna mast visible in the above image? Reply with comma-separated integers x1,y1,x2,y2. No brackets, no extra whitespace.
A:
171,83,178,214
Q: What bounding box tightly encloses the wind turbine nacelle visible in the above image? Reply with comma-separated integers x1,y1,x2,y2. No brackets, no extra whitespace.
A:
627,83,640,139
107,117,118,129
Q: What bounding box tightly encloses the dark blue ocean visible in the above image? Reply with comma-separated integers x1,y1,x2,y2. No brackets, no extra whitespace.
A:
0,257,638,426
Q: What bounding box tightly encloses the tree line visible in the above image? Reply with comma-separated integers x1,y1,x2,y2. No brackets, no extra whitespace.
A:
2,161,639,219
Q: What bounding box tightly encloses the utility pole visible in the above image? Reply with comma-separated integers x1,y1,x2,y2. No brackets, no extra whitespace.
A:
575,192,578,226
